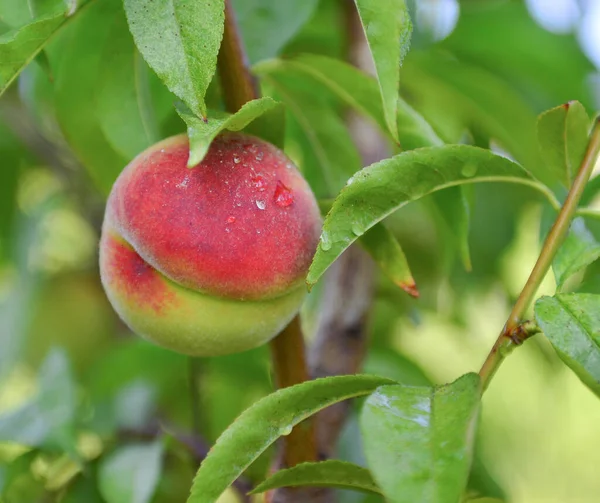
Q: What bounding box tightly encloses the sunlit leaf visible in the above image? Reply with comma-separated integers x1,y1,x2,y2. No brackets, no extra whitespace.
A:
250,460,382,495
187,375,395,503
175,97,281,167
360,373,481,503
98,440,164,503
535,294,600,397
354,0,412,142
124,0,224,118
537,101,590,188
308,145,550,286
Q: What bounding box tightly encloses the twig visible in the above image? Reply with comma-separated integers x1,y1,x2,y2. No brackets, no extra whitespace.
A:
479,117,600,391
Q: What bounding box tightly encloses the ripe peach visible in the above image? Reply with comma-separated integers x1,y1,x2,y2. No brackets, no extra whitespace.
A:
99,133,321,356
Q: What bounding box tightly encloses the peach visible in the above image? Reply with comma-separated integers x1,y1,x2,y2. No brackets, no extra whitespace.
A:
99,133,321,356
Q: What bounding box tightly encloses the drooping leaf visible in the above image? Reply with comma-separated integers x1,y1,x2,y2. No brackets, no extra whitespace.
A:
354,0,412,142
186,375,395,503
47,0,127,194
307,145,550,286
232,0,319,63
553,218,600,290
254,54,443,149
250,460,382,496
124,0,225,118
360,373,481,503
175,97,281,167
0,12,65,97
537,101,590,188
535,294,600,397
0,349,76,448
359,223,418,297
98,440,164,503
96,13,163,160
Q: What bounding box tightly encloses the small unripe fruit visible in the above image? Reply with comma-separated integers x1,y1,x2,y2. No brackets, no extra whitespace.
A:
99,133,321,356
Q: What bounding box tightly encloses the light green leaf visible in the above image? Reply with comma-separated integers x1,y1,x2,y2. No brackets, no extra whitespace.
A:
535,294,600,397
232,0,319,63
186,375,395,503
359,223,418,297
124,0,225,118
354,0,412,142
360,373,481,503
175,96,281,167
250,460,382,495
96,14,162,160
0,12,64,97
537,101,590,187
98,440,164,503
307,145,550,287
0,349,75,448
553,218,600,290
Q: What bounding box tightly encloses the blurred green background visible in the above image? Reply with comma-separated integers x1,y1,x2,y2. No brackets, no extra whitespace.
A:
2,0,600,502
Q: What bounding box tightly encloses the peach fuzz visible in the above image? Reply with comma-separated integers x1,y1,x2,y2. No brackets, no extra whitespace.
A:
99,132,321,356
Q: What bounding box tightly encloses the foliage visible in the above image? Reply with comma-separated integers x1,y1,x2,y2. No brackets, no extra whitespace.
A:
1,1,600,503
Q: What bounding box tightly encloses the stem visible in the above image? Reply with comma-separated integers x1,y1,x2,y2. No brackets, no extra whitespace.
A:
217,0,258,113
479,117,600,391
216,0,317,477
270,316,317,468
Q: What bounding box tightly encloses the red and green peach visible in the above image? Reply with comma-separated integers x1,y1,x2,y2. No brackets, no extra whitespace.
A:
99,132,321,356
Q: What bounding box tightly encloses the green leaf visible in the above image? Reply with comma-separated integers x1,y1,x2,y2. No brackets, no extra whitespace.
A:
354,0,412,142
255,54,442,150
360,373,481,503
232,0,319,64
186,375,395,503
124,0,225,118
0,349,75,448
0,12,65,97
535,294,600,397
175,96,281,167
553,218,600,290
48,0,128,194
359,223,418,297
98,440,164,503
307,145,548,286
96,13,162,160
537,101,590,188
250,460,382,496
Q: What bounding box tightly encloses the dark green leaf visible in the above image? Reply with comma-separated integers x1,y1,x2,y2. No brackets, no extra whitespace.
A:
0,349,75,447
187,375,395,503
537,101,590,187
250,460,382,495
96,13,162,159
359,223,418,297
360,373,481,503
553,218,600,290
124,0,224,118
308,145,550,286
535,294,600,396
175,97,281,167
99,440,164,503
232,0,319,63
354,0,412,142
0,12,65,97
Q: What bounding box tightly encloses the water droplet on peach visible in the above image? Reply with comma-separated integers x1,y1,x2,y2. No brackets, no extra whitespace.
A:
274,180,293,207
233,154,241,164
252,175,267,191
255,151,264,161
227,216,236,224
256,200,266,210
